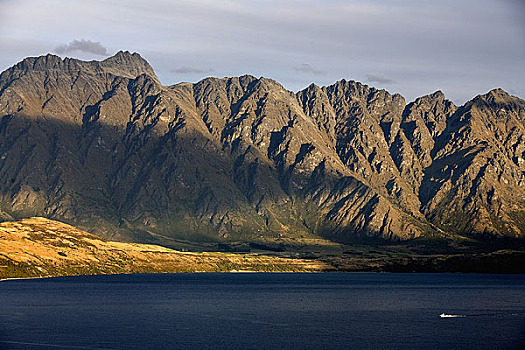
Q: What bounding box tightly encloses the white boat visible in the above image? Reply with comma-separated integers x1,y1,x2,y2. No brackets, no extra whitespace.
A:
439,313,465,318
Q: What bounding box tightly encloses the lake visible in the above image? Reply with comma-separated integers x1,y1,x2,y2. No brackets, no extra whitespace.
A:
1,273,524,349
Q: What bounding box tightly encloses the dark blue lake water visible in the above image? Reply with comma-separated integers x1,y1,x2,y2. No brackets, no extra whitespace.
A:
0,273,524,350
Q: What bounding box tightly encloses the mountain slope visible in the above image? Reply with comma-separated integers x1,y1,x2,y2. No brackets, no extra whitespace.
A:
0,52,524,246
0,217,330,279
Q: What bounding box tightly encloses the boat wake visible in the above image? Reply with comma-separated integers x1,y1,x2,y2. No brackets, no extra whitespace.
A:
440,312,525,318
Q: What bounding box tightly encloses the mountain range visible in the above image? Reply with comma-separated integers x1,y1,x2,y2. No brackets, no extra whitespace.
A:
0,51,524,249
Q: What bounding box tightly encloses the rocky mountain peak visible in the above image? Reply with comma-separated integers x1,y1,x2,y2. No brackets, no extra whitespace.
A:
323,79,405,112
1,51,159,87
325,79,369,99
466,88,525,125
100,51,159,82
486,87,510,100
0,54,85,83
470,88,516,108
14,54,63,71
429,90,445,100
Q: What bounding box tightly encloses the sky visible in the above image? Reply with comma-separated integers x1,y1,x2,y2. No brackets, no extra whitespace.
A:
0,0,523,105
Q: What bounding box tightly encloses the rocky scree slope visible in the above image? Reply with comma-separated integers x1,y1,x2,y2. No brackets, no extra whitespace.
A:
0,52,524,245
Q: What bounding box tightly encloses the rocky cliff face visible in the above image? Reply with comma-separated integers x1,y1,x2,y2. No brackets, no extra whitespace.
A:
0,52,524,244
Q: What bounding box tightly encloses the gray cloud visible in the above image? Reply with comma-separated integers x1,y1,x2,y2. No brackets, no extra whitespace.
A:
295,63,325,75
366,73,393,84
54,39,108,56
172,67,215,74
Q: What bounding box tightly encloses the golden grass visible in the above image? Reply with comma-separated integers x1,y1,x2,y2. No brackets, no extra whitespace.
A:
0,217,332,279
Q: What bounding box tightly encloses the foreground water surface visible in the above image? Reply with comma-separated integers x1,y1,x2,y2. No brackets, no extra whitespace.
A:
1,273,524,350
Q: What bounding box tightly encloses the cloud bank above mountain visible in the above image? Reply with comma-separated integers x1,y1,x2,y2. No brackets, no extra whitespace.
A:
0,0,523,104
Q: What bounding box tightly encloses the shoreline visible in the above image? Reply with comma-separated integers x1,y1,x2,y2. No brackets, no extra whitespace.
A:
0,276,53,282
2,270,525,282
